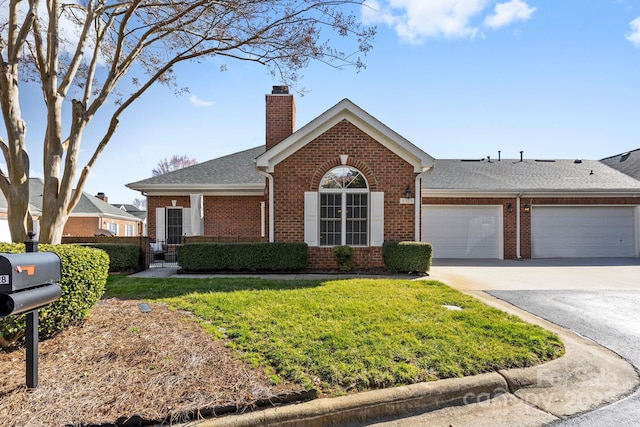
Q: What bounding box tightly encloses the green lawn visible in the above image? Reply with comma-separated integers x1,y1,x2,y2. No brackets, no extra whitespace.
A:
105,276,564,395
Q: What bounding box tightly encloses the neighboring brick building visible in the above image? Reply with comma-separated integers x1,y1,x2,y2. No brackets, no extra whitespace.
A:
128,87,640,266
27,178,143,238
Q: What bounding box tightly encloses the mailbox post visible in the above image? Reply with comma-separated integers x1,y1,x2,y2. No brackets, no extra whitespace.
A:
0,236,61,388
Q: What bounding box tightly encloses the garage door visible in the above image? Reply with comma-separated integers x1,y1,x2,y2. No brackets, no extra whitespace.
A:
422,206,503,259
531,206,636,258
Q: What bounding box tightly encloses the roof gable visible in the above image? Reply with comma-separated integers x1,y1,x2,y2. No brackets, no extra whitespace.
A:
255,99,433,173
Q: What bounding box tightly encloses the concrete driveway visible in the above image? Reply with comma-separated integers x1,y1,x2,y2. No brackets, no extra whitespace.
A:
429,258,640,291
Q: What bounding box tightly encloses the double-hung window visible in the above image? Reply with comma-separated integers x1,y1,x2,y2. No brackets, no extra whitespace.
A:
318,167,369,246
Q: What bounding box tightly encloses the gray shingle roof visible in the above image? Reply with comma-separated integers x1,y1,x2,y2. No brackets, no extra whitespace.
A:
29,178,140,220
423,158,640,192
601,149,640,181
127,146,265,189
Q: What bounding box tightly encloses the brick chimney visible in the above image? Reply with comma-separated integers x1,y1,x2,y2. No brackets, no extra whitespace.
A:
266,85,295,150
96,192,108,203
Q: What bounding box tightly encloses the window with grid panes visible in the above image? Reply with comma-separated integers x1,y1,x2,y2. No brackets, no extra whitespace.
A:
319,167,368,246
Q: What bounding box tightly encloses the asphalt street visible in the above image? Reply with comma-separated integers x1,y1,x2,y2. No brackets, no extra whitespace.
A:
489,289,640,426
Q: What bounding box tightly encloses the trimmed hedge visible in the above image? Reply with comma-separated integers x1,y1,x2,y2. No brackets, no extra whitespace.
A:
86,243,140,272
177,242,309,272
0,243,109,347
383,241,432,274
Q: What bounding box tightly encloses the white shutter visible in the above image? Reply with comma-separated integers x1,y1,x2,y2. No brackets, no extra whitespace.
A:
155,208,165,242
190,194,204,236
370,192,384,246
304,192,318,247
182,208,192,237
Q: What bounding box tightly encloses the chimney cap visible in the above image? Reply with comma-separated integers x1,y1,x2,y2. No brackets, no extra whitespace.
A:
271,85,289,95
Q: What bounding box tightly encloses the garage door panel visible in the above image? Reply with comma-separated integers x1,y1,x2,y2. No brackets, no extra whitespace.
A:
422,206,502,259
532,206,635,258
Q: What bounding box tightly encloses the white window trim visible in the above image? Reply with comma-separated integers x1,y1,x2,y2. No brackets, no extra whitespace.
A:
305,190,384,247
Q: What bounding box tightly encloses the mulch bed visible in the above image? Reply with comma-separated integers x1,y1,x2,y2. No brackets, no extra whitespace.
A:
0,299,306,427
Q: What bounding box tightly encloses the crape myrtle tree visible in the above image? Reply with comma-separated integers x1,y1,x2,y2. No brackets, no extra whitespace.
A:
0,0,375,244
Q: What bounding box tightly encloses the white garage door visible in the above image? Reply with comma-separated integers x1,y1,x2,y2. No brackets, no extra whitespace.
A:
531,206,636,258
422,206,503,259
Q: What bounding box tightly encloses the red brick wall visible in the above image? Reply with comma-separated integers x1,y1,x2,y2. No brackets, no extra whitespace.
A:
309,247,385,271
422,196,640,259
64,217,141,237
147,195,265,241
64,217,100,237
272,119,418,269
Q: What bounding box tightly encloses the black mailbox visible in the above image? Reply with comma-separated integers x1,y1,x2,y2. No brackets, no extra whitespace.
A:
0,252,62,318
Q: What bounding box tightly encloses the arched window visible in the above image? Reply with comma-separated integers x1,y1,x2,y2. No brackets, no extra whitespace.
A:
319,167,369,246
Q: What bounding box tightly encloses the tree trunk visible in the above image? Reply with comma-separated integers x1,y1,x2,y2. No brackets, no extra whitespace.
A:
6,182,31,243
38,206,68,244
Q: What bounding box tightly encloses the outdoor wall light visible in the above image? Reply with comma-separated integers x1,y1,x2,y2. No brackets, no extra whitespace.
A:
404,185,413,199
524,204,531,212
507,203,513,213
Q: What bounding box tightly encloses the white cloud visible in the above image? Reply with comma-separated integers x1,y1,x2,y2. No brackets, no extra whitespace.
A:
189,95,214,107
363,0,535,44
626,16,640,47
484,0,536,28
363,0,489,43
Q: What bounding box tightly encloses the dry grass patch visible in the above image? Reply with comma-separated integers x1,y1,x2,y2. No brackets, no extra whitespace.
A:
0,299,300,427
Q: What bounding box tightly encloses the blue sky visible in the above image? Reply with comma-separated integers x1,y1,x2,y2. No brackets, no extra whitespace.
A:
16,0,640,204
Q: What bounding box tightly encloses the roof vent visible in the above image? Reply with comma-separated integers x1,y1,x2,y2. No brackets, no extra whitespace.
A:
574,159,582,164
621,152,630,161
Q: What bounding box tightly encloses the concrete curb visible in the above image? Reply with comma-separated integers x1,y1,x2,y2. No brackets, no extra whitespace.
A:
193,373,508,427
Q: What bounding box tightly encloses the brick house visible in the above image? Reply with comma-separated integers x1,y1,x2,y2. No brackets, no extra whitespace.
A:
29,179,143,238
128,86,433,269
128,86,640,266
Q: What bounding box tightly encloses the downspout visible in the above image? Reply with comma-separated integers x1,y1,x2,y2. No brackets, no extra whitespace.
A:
255,168,274,242
516,192,522,259
415,165,434,242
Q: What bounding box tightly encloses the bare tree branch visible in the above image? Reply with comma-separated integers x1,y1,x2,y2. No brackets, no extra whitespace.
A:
1,0,376,243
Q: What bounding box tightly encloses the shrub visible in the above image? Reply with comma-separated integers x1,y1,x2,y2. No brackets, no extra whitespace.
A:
383,241,432,274
177,242,308,272
333,245,353,272
0,243,109,348
86,243,140,272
